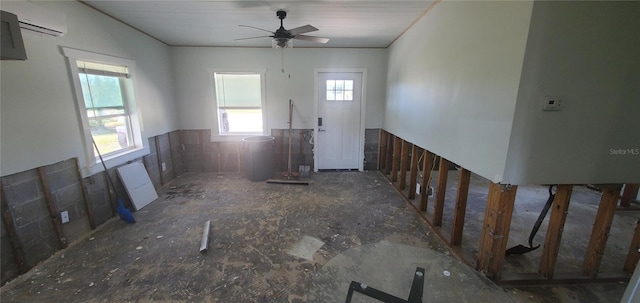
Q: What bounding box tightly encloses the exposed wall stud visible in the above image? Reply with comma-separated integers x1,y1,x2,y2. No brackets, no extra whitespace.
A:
391,136,402,182
419,151,434,212
384,134,394,175
399,140,410,190
154,135,164,185
582,184,622,277
539,184,573,278
477,182,518,282
432,157,450,226
451,168,471,246
621,184,639,208
408,145,421,200
624,219,640,273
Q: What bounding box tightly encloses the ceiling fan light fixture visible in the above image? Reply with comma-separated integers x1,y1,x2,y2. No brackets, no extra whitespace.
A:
273,38,292,49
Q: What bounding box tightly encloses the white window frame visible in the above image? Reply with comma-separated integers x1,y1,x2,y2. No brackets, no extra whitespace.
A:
63,48,148,177
208,68,268,141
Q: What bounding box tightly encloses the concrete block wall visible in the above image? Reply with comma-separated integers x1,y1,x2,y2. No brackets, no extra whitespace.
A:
364,128,381,171
0,131,184,285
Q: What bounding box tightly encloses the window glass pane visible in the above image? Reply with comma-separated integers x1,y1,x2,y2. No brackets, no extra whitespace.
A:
80,73,125,115
336,80,344,91
326,91,336,101
214,73,261,108
344,91,353,101
345,80,353,90
326,80,335,91
336,91,344,101
90,116,131,155
220,109,263,133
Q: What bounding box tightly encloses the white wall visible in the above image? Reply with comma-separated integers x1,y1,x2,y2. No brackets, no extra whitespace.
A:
0,1,177,177
384,1,533,183
503,1,640,184
171,47,387,134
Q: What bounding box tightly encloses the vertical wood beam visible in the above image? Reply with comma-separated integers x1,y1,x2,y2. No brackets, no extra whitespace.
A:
168,131,177,176
432,157,450,226
391,136,402,182
154,135,164,185
451,168,471,246
407,145,421,200
582,184,622,277
477,183,518,282
538,184,573,279
624,220,640,273
75,158,96,230
0,182,28,273
377,130,385,171
398,140,410,190
37,167,68,249
621,184,639,207
384,134,394,175
419,151,435,212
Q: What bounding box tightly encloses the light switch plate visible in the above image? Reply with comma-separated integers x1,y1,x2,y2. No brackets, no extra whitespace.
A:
61,211,69,224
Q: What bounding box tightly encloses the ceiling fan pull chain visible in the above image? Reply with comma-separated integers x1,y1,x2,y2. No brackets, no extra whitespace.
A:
281,47,285,73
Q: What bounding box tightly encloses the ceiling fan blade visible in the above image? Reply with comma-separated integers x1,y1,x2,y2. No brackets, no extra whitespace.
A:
234,35,272,41
239,25,274,34
294,35,329,44
288,25,318,36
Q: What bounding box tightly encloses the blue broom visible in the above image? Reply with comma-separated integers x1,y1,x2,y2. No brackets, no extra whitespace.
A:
92,138,136,224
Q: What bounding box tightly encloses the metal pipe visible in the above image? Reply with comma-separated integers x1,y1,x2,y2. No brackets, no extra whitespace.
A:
200,220,211,254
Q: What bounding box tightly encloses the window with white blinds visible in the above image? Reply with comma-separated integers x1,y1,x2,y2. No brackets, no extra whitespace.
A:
213,72,266,135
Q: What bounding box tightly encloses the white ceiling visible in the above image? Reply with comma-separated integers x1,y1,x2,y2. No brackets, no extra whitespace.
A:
81,0,437,48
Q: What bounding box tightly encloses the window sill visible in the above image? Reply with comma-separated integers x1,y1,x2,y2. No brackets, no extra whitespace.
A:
82,145,150,177
211,133,267,142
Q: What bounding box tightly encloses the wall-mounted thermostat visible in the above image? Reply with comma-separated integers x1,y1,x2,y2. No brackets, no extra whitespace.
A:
542,97,563,111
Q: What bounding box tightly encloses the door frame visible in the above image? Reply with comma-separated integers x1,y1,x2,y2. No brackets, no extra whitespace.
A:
313,68,367,172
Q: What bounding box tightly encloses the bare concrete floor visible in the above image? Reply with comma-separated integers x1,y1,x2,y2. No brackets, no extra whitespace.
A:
0,171,633,302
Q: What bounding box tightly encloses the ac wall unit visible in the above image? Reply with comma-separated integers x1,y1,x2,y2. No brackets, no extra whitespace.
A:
1,1,67,36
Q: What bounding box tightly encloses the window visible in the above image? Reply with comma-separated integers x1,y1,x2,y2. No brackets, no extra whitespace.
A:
63,48,146,175
78,60,133,156
326,79,354,101
212,71,266,135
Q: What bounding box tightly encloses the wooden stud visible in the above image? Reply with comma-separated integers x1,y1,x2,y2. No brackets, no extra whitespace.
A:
539,184,573,279
398,140,410,190
168,131,177,176
75,158,96,230
378,128,388,170
477,183,518,282
407,145,421,200
620,184,639,207
391,136,402,182
624,219,640,273
0,182,28,273
432,157,450,226
582,184,622,277
154,135,164,185
419,151,435,212
451,168,471,246
384,134,394,175
37,167,68,249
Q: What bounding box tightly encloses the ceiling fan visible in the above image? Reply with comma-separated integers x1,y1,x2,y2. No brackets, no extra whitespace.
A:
236,10,329,48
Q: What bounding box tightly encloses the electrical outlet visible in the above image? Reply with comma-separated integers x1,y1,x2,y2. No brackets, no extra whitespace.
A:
161,162,167,171
542,97,563,111
61,211,69,224
428,186,434,197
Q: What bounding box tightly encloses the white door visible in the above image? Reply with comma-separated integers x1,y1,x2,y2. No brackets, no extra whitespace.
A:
316,72,363,170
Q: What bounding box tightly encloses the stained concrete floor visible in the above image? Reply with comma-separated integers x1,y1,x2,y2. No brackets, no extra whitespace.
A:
0,171,634,302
